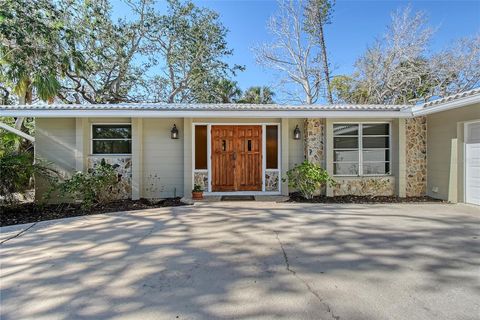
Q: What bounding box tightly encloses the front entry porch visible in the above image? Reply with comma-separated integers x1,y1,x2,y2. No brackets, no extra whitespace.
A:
188,119,293,197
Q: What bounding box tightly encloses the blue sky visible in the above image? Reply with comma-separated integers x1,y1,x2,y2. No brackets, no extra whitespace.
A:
113,0,480,101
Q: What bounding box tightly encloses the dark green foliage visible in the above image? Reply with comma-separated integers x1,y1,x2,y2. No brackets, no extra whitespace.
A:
0,152,55,203
55,159,118,212
284,160,335,199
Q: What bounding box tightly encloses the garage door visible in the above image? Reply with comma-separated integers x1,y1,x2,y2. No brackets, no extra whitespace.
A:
465,121,480,205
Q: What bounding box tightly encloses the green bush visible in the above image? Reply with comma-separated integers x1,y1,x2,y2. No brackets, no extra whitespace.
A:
56,159,118,211
284,160,335,199
0,151,55,203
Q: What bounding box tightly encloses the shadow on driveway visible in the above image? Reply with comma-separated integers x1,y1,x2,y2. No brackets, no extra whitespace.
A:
1,202,479,320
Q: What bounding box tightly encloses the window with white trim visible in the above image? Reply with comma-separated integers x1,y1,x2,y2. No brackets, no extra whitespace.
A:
92,124,132,154
333,123,390,176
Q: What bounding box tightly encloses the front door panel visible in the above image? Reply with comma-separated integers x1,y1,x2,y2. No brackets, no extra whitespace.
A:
211,125,262,192
236,126,262,191
211,126,236,191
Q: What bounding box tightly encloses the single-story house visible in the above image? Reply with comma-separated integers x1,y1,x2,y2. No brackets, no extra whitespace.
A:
1,89,479,205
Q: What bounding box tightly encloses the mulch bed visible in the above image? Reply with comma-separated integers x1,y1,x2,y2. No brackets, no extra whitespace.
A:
288,192,445,204
0,198,186,227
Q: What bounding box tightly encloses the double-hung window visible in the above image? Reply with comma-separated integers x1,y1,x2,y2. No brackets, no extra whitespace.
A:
333,123,390,176
92,124,132,155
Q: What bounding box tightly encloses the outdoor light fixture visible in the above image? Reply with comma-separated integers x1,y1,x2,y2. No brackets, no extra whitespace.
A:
171,124,179,139
293,125,301,140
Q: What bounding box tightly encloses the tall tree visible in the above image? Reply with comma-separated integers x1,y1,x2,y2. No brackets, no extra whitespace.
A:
0,0,82,128
145,0,241,103
59,0,152,103
331,6,480,104
239,86,275,104
255,0,324,104
303,0,335,103
58,0,239,104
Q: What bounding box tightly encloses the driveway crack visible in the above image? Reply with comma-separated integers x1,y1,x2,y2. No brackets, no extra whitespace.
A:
274,231,340,320
0,222,37,245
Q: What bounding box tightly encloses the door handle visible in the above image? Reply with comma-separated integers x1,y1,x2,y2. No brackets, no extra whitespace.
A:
233,151,237,160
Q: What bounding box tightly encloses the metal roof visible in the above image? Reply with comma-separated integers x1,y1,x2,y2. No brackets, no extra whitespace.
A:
0,88,478,117
422,88,480,108
0,103,408,111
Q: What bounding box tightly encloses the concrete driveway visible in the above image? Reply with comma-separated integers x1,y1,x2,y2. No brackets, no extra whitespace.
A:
1,202,479,320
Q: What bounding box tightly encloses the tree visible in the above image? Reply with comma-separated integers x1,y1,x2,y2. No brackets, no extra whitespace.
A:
239,86,275,104
303,0,335,103
213,79,242,103
59,0,152,104
331,6,480,104
58,0,239,104
145,0,241,103
255,0,324,104
0,0,82,129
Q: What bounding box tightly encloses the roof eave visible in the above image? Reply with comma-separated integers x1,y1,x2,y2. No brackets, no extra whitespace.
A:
412,93,480,116
0,109,412,118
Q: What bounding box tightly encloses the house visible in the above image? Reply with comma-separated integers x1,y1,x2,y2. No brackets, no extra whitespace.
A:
1,89,479,205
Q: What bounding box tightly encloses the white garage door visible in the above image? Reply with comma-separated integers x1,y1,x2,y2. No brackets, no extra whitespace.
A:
465,121,480,205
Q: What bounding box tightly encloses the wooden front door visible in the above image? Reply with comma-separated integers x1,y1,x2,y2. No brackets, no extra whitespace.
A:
211,125,262,192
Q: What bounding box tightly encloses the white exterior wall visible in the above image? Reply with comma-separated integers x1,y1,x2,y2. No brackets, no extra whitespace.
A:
142,118,184,199
35,118,77,200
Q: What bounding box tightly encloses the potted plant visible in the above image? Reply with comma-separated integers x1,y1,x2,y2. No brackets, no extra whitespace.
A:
192,184,204,200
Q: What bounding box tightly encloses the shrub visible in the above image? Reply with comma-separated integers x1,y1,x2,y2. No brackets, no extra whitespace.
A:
0,151,56,204
56,159,118,211
284,160,335,199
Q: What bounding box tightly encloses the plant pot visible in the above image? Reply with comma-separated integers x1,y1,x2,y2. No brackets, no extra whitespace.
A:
192,191,203,200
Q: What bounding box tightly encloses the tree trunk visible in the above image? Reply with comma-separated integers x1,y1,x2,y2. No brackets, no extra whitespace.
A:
318,23,333,104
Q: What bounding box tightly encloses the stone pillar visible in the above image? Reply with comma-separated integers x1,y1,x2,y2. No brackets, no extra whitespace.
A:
405,116,427,197
304,118,326,167
304,118,326,195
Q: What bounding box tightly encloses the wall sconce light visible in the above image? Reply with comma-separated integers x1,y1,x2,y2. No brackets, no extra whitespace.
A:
293,125,301,140
171,124,179,139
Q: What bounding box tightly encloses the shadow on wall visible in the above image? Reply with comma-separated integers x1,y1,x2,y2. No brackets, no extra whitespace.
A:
0,203,479,319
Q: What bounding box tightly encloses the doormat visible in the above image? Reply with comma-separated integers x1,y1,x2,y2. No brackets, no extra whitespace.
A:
221,196,255,201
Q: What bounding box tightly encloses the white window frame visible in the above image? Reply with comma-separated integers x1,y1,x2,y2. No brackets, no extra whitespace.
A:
333,122,392,177
91,123,132,156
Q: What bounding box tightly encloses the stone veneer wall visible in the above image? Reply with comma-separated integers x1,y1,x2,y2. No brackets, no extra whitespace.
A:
193,171,209,191
333,177,395,196
87,156,132,200
265,170,279,192
405,116,427,197
304,118,326,195
304,118,326,166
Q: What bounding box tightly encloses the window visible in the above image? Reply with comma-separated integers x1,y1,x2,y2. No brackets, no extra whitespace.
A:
92,124,131,154
266,125,279,169
333,123,390,176
195,125,207,169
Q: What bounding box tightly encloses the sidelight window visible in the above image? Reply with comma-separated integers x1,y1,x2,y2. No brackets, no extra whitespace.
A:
266,125,279,169
195,125,208,169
